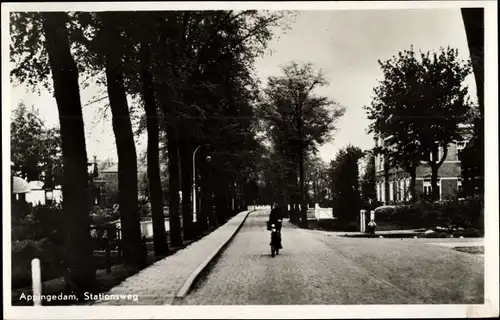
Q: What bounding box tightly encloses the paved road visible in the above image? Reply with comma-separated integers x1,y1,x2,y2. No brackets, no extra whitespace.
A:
179,210,484,305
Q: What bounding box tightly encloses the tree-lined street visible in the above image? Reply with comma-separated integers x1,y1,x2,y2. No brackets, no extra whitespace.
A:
179,209,483,305
7,6,492,313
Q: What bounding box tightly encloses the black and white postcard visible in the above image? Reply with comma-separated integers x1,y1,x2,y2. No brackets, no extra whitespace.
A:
2,1,498,319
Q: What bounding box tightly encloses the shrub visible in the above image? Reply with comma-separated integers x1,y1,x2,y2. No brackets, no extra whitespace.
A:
89,206,119,226
11,238,65,289
454,228,483,237
12,204,65,244
372,199,483,231
32,204,65,245
362,200,383,212
139,203,151,218
316,219,358,231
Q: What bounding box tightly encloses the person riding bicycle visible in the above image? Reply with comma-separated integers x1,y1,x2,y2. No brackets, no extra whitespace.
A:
268,202,283,249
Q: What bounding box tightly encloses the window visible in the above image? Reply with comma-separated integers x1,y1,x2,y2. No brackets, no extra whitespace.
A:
376,183,381,202
429,146,443,162
389,182,394,201
394,181,398,202
438,180,441,200
457,179,464,197
405,178,411,201
381,182,385,202
423,180,432,196
400,179,405,202
424,179,441,200
456,141,467,160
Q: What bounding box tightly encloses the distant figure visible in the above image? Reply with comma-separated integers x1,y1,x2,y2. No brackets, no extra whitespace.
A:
367,220,377,238
268,202,283,248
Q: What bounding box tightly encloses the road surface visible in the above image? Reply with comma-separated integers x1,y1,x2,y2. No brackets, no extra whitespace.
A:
179,209,483,305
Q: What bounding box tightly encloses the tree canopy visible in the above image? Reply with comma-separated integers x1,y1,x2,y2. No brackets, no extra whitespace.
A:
365,46,475,201
11,102,63,185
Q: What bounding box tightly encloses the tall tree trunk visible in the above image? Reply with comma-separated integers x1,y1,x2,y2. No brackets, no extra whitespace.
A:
154,30,183,248
429,146,447,202
213,190,223,228
139,40,168,256
165,128,183,247
283,189,289,217
199,149,210,233
461,8,484,197
461,8,484,117
102,14,145,267
292,169,300,223
430,165,439,201
180,142,194,240
42,12,96,295
299,153,308,228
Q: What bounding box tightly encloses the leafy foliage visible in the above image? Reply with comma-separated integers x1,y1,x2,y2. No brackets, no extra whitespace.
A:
330,146,364,221
257,61,345,215
10,12,50,92
360,153,376,204
365,46,475,200
304,154,330,206
259,61,345,155
374,199,483,231
11,102,63,184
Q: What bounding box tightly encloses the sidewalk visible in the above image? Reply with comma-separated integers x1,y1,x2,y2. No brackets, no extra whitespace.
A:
305,228,421,237
91,210,253,305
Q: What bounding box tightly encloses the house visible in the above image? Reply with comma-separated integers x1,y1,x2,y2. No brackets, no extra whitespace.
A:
25,180,63,205
100,163,119,185
99,162,149,205
100,163,147,185
374,127,472,203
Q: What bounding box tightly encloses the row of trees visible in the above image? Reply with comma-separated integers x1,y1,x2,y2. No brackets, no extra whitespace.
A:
10,10,289,296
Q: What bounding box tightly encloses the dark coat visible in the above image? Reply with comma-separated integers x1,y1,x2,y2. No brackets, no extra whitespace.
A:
269,206,283,230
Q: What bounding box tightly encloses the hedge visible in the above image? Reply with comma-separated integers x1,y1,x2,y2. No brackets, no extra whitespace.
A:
372,199,483,231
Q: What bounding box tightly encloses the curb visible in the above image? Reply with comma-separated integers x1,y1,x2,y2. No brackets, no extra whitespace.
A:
174,209,255,299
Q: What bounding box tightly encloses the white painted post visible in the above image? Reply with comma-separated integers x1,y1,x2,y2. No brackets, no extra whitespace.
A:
360,210,365,232
31,258,41,306
359,210,362,232
370,210,375,222
364,210,367,232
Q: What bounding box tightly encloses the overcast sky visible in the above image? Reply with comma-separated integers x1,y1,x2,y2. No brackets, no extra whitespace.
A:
10,9,475,164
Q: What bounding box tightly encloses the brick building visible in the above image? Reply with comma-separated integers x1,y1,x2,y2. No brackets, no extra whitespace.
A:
374,128,471,203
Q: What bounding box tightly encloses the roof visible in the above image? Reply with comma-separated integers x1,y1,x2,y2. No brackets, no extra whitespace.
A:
13,177,30,194
28,180,44,189
102,164,118,173
101,163,147,174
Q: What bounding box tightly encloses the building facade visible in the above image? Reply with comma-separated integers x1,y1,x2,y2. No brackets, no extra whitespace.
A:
374,135,469,203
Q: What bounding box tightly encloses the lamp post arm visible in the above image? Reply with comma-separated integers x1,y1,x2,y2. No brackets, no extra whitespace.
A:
192,144,210,223
193,144,208,185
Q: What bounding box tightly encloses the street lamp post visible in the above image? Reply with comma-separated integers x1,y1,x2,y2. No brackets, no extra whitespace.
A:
192,144,211,223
